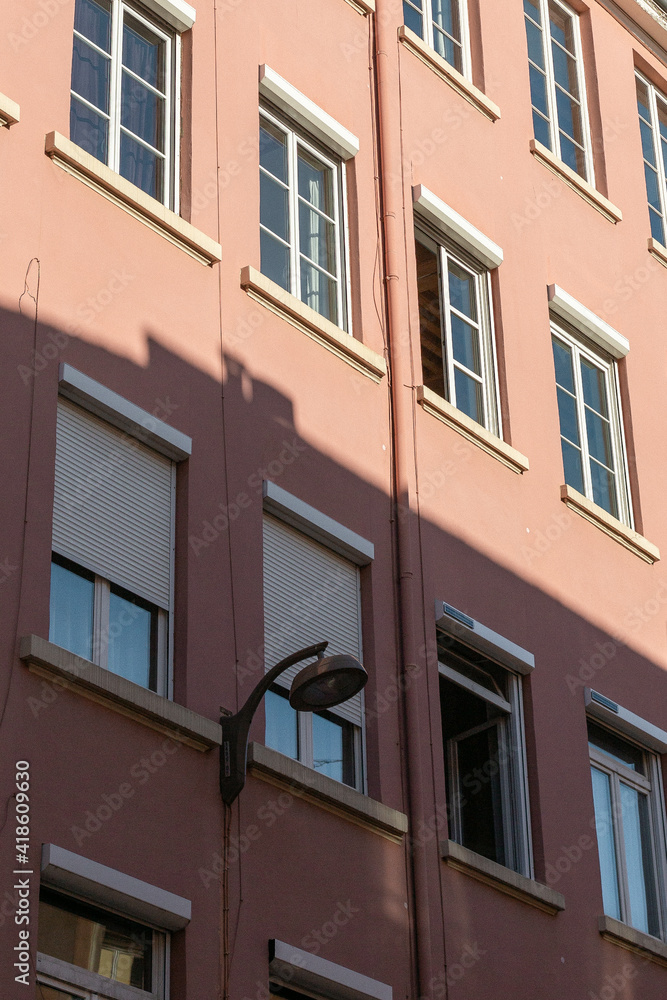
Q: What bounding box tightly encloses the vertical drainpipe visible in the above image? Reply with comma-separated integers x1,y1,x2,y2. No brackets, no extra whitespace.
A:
373,2,441,998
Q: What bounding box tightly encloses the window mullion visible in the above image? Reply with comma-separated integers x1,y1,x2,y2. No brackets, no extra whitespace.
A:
572,346,593,500
611,772,631,925
424,0,434,49
446,740,463,843
93,577,110,670
649,83,667,234
109,0,123,174
440,249,456,406
568,2,594,184
289,133,299,301
542,0,561,160
472,271,489,428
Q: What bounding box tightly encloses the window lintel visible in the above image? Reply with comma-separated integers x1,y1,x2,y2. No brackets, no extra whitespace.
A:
585,688,667,754
413,185,503,269
435,601,535,674
259,65,359,160
548,285,629,358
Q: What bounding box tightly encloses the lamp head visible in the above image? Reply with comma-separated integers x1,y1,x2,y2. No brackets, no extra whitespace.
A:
289,653,367,711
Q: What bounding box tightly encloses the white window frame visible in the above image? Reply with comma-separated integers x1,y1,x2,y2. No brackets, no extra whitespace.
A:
267,683,364,792
36,891,169,1000
589,723,667,940
259,103,351,332
524,0,594,183
635,70,667,246
403,0,471,77
50,553,171,697
70,0,180,210
551,322,632,526
415,224,502,437
439,644,533,878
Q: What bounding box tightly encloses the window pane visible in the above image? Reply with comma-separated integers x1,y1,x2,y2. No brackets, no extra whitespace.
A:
639,119,656,165
585,409,612,468
549,2,574,52
121,73,164,151
644,161,662,213
649,206,665,244
559,133,585,176
74,0,111,51
433,26,459,70
417,238,446,399
525,19,545,69
49,559,94,660
107,589,155,689
529,64,550,122
299,202,337,274
552,45,578,98
265,686,298,760
620,783,656,935
556,88,582,145
590,460,617,518
561,439,585,494
119,131,162,199
38,889,153,991
588,722,644,772
553,337,575,392
454,368,484,424
524,0,541,23
636,77,651,121
123,15,165,92
448,262,477,322
403,0,424,38
70,96,109,162
532,109,552,149
261,229,290,291
260,121,288,183
312,712,345,782
300,260,337,324
432,0,458,39
556,386,580,446
451,315,481,374
457,725,505,867
298,150,334,219
591,766,621,921
71,36,110,113
260,172,289,241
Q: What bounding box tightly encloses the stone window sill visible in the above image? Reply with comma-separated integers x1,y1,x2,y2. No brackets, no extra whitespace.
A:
398,26,500,122
441,840,565,915
648,236,667,268
529,140,622,224
599,914,667,968
560,485,660,564
0,92,19,128
44,131,222,266
417,385,529,474
247,742,408,843
20,635,222,752
240,266,387,383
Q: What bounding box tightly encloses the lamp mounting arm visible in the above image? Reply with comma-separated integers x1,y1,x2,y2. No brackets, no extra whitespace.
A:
219,642,328,805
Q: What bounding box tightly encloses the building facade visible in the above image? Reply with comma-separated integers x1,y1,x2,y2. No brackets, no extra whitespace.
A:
3,0,667,997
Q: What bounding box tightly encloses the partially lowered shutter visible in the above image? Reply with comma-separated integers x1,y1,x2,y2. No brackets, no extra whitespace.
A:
53,399,174,609
263,514,363,727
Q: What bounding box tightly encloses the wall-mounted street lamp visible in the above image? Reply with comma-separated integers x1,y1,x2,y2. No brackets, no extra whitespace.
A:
219,642,368,805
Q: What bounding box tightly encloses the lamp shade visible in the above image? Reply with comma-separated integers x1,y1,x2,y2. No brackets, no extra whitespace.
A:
289,654,367,711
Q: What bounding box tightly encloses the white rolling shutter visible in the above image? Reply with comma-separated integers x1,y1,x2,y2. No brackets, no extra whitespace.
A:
53,399,174,609
263,514,363,727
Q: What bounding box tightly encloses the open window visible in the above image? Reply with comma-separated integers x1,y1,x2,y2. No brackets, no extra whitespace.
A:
437,602,534,877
